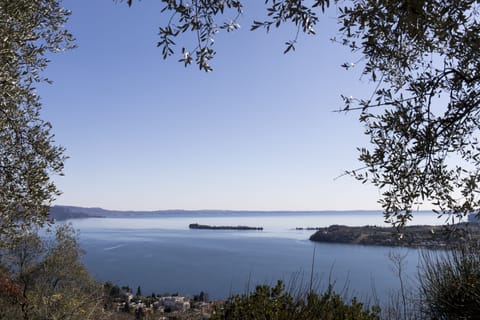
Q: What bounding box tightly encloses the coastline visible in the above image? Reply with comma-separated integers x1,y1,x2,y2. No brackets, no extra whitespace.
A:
309,223,480,249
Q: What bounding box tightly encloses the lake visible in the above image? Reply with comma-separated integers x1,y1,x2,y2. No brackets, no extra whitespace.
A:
66,211,443,305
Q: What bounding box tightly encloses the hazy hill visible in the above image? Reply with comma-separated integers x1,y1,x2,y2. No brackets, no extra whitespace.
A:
49,206,100,220
49,205,373,220
49,206,239,219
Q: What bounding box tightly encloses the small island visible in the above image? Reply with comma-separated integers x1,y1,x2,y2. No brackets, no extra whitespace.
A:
309,223,480,249
189,223,263,230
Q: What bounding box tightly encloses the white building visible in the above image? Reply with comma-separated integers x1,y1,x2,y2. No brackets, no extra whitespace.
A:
159,296,190,312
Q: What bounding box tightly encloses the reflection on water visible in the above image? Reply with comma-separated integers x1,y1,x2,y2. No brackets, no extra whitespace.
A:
67,211,440,304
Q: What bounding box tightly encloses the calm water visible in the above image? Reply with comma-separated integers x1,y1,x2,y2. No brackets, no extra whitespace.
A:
67,211,442,304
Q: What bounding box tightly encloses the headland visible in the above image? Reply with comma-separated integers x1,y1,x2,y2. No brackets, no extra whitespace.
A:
309,223,480,249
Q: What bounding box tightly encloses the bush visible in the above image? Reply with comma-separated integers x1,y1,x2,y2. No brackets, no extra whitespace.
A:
0,224,112,320
419,243,480,319
212,280,380,320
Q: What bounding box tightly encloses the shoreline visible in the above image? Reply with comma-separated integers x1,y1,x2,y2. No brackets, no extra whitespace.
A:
309,223,480,249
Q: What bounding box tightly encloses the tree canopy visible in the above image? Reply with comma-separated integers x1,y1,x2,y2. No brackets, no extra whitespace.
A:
0,224,107,319
0,0,73,236
123,0,480,225
338,0,480,225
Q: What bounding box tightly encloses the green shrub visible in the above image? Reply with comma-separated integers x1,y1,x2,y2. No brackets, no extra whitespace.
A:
212,280,380,320
419,243,480,319
0,225,111,320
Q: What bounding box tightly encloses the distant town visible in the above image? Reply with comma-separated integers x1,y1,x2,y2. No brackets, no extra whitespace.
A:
104,282,218,319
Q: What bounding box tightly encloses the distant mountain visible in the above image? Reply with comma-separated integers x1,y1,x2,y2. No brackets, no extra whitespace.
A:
49,205,223,220
49,205,388,220
49,206,104,220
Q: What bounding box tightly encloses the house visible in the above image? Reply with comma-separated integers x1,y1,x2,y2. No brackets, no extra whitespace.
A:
159,296,190,312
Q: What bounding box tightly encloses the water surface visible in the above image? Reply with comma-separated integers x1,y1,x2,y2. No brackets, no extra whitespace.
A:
68,211,441,304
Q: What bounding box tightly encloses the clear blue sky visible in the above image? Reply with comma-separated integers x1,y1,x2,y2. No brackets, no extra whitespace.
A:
39,0,382,211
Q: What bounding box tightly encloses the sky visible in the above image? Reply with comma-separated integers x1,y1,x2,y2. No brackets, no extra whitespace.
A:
39,0,383,211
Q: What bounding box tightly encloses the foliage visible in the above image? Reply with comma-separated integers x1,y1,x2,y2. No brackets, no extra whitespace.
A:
122,0,332,72
123,0,480,225
0,0,74,236
193,291,208,302
124,0,243,72
136,285,142,298
0,224,109,320
103,281,124,310
212,280,380,320
418,243,480,319
338,0,480,226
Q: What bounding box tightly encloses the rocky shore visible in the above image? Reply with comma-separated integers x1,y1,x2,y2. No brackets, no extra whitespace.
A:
309,223,480,249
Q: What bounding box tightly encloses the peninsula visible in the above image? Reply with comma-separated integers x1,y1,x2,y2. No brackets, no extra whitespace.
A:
309,223,480,249
189,223,263,231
